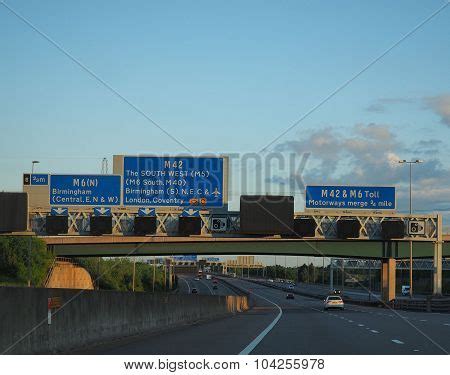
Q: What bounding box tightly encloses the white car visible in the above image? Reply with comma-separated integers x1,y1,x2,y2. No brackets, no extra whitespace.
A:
268,279,274,283
324,295,344,310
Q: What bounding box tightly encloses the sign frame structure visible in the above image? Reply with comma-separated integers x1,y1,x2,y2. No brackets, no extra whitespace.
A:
49,174,122,207
113,154,229,209
305,185,396,212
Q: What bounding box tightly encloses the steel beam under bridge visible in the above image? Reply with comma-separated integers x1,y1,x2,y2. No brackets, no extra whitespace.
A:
43,236,441,258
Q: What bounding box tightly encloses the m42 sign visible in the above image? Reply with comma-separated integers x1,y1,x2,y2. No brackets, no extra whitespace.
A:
306,186,396,210
119,156,226,207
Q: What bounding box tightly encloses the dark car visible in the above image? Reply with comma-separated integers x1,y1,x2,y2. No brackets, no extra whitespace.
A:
286,293,294,300
213,285,218,290
191,288,198,294
330,289,341,295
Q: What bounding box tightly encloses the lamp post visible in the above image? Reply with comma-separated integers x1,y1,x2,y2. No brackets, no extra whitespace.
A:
398,159,423,298
31,160,40,174
28,161,40,287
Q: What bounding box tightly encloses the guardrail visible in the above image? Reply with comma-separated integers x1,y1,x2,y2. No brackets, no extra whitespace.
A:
392,297,450,312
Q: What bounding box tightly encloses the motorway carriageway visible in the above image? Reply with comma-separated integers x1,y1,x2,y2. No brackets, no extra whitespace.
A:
82,276,450,355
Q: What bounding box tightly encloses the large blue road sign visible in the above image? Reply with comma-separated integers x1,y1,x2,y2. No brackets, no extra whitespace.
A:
50,175,121,206
122,156,224,207
306,185,396,210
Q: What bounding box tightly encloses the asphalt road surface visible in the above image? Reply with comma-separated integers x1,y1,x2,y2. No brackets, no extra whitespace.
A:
177,274,237,296
82,278,450,355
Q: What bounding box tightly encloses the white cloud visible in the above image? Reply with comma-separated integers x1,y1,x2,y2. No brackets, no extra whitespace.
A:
425,94,450,127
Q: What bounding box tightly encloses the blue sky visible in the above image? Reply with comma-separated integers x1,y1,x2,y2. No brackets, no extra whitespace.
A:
1,1,450,217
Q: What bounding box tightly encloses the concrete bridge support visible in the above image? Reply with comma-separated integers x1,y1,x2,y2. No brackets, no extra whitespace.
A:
381,258,396,303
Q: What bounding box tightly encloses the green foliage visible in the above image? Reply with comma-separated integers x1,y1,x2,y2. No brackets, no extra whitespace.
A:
76,257,170,292
0,236,54,286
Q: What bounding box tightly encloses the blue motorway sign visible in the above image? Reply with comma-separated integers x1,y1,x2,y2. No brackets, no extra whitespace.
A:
306,186,396,210
138,208,156,217
50,175,121,206
122,156,224,207
51,207,68,216
172,255,198,262
31,174,49,185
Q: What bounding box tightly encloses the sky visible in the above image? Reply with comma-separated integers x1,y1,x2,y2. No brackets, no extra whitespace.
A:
1,0,450,243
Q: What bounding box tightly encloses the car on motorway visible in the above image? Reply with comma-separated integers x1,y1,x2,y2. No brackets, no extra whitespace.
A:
286,293,295,299
212,279,218,284
324,295,344,310
213,285,218,290
401,285,410,296
330,289,341,295
194,277,200,281
288,284,294,290
191,288,198,294
268,279,274,283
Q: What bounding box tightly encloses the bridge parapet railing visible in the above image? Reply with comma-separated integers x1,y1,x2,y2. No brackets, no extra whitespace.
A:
30,209,438,242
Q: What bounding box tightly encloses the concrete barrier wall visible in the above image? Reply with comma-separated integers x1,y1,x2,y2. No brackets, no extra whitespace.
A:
0,287,248,354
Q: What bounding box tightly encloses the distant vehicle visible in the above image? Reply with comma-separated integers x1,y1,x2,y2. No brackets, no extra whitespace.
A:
194,277,200,281
213,285,218,290
268,279,274,283
401,285,410,296
212,279,218,284
286,293,294,300
206,274,212,280
324,295,344,310
191,288,198,294
197,270,203,279
288,285,294,290
330,289,341,295
280,279,285,283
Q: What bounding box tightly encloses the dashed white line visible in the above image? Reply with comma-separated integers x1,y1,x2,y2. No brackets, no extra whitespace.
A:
348,320,354,323
392,339,404,344
419,319,427,322
413,349,420,352
358,324,365,327
444,323,450,326
370,330,380,334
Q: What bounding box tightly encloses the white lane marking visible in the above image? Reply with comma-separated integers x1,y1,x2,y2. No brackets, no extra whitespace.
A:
239,290,283,355
358,324,365,327
444,323,450,326
199,279,214,295
180,276,191,293
371,330,379,334
219,281,238,296
392,339,404,344
348,320,354,323
413,349,420,352
420,319,427,322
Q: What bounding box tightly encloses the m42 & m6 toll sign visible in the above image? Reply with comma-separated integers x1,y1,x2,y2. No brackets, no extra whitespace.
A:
120,156,226,207
306,185,396,210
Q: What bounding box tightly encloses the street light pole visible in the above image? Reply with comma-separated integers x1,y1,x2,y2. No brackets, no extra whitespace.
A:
31,160,40,175
398,159,423,298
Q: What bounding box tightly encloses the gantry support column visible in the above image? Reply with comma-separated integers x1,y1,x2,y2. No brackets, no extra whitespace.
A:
433,214,443,296
381,258,396,303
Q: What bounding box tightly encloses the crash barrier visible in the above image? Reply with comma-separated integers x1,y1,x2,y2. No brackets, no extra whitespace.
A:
0,286,249,354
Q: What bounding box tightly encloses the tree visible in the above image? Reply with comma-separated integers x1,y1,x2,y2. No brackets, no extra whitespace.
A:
0,236,54,286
